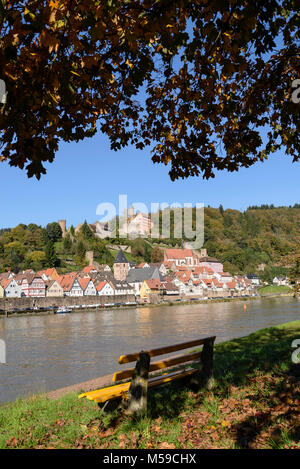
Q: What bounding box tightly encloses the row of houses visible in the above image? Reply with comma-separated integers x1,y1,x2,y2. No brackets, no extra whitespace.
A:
0,266,134,299
113,248,259,300
0,247,260,301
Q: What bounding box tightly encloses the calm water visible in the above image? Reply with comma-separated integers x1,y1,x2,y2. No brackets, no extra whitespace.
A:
0,297,299,404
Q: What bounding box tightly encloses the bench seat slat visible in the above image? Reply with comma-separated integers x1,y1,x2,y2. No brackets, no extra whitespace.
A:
78,382,130,400
118,336,216,364
113,351,202,382
148,368,197,388
78,368,198,403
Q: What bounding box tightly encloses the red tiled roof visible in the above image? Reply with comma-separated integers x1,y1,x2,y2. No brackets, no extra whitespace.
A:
193,266,214,275
175,271,191,283
96,280,111,292
82,266,97,273
37,268,57,277
0,278,12,289
164,261,175,269
164,282,179,291
145,279,161,290
225,281,237,289
212,279,223,288
58,275,75,291
201,279,213,286
165,249,195,259
79,278,92,291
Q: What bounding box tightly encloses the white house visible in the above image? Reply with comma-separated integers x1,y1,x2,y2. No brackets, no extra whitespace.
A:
273,276,289,286
0,278,22,298
79,278,97,296
97,281,115,296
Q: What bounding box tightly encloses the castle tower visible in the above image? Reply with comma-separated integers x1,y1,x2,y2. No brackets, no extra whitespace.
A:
58,220,67,238
128,205,135,218
86,251,94,266
113,248,130,281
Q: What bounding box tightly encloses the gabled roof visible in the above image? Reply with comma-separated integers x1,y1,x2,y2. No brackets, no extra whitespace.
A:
0,278,14,289
175,270,191,283
165,248,196,259
37,268,57,278
15,273,44,286
144,278,161,290
96,280,114,292
164,261,176,269
79,278,93,291
82,265,97,273
114,248,129,264
225,281,237,289
199,256,220,263
201,279,213,286
126,266,164,283
57,274,78,292
164,282,179,292
212,279,223,288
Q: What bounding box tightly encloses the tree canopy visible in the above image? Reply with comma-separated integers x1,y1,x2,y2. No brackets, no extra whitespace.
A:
0,0,299,179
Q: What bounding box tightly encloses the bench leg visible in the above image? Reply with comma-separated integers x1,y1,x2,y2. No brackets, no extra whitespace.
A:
126,351,150,415
189,338,215,391
200,338,215,390
99,397,122,414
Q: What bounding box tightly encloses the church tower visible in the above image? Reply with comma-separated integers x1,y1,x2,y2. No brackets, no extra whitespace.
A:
113,248,130,281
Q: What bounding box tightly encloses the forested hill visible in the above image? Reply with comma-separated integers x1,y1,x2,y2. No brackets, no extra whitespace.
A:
0,205,299,280
201,205,300,278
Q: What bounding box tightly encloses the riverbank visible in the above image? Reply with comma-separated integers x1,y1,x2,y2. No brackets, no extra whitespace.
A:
258,285,293,297
2,291,296,318
1,320,299,449
0,294,262,317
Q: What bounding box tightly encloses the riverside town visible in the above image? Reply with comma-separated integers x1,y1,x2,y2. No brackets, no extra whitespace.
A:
0,0,299,453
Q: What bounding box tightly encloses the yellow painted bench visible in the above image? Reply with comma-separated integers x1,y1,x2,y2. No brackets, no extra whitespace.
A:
78,336,216,413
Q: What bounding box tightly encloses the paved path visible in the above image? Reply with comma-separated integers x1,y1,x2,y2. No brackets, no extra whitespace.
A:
46,373,114,400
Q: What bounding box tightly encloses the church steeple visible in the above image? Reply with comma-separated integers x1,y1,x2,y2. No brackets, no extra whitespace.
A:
113,248,130,280
114,248,129,264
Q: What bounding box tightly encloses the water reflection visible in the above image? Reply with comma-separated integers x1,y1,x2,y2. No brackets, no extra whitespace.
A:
0,297,299,403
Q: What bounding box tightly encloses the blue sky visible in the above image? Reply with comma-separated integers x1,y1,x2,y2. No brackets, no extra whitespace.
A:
0,131,299,229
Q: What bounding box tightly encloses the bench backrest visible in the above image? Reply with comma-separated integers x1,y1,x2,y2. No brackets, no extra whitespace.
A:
113,336,216,382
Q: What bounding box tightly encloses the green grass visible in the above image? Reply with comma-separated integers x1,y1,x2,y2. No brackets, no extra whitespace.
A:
258,285,292,295
1,321,299,449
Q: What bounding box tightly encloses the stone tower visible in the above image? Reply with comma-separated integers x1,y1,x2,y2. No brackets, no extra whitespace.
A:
58,220,67,238
86,251,94,266
113,248,130,281
128,205,135,218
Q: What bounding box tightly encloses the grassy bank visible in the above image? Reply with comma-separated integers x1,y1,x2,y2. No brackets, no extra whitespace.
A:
1,321,299,449
258,285,292,296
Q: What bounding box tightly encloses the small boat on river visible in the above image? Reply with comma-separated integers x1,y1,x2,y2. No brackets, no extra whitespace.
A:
56,306,71,314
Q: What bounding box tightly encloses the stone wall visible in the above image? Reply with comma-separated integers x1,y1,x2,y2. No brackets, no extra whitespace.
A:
0,294,136,313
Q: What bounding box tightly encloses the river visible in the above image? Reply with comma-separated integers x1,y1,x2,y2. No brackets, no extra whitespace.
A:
0,296,299,404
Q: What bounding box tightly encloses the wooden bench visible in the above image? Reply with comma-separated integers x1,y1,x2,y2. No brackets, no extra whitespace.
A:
78,335,216,414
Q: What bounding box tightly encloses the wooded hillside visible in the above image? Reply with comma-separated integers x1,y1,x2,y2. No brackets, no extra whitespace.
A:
0,205,299,278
